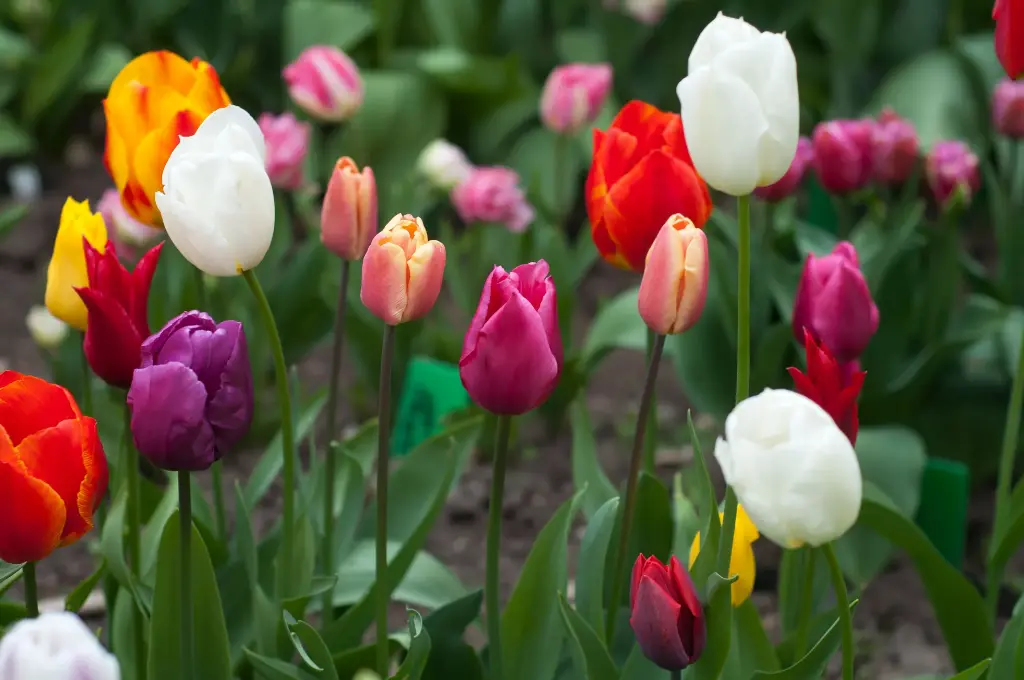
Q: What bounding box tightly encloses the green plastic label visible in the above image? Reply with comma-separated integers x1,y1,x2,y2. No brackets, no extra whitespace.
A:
391,356,469,456
914,458,970,568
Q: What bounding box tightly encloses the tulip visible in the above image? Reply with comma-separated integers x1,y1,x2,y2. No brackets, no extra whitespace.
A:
0,611,119,680
417,139,473,190
586,101,712,270
676,13,800,196
871,109,919,185
127,311,253,471
792,242,879,363
715,388,862,548
637,215,709,335
97,188,163,257
44,197,109,331
995,0,1024,80
615,0,667,24
753,137,813,203
994,79,1024,138
788,328,865,445
360,214,446,325
26,305,69,350
321,157,377,260
688,505,759,606
811,119,875,194
75,241,163,388
629,554,705,670
925,140,981,210
103,51,231,226
0,371,108,563
258,112,311,190
459,261,563,415
283,45,364,122
451,166,535,233
155,105,275,277
540,63,613,134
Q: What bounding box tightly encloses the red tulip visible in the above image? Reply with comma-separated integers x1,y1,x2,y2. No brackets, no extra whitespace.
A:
811,120,875,194
788,328,865,445
995,0,1024,80
629,554,705,670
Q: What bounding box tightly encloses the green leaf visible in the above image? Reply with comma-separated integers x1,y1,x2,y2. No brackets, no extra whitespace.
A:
332,541,467,612
619,645,664,679
100,483,146,612
284,0,376,60
688,573,738,680
0,28,33,69
112,588,145,680
752,601,859,679
668,280,737,419
730,598,780,674
243,392,327,507
81,43,132,93
393,609,432,679
267,243,336,366
0,115,33,158
989,595,1024,679
142,475,179,578
64,560,106,613
423,0,480,49
422,591,485,680
279,512,317,600
148,511,232,680
570,400,618,520
242,648,306,679
286,614,339,679
946,659,991,679
686,411,722,589
576,497,620,639
0,203,28,239
22,18,95,121
558,594,618,680
988,478,1024,596
233,482,258,585
581,287,645,367
0,562,22,596
415,48,516,94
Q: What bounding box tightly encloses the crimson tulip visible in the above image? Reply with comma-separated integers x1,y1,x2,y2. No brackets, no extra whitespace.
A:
995,0,1024,80
629,554,705,670
788,328,865,445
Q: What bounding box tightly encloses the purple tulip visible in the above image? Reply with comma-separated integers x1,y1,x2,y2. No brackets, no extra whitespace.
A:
459,260,563,415
127,311,253,471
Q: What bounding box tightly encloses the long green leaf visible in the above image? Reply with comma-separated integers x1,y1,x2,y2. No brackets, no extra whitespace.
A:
570,401,618,520
989,596,1024,679
752,601,859,679
947,659,991,679
576,497,620,638
64,560,106,613
688,573,737,680
393,610,432,680
243,393,327,507
558,594,619,680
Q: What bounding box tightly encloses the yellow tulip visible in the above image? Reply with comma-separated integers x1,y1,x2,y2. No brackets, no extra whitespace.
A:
689,504,760,606
44,198,108,331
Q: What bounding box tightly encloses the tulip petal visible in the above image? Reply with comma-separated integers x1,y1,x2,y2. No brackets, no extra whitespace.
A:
361,240,411,325
638,223,685,334
76,287,144,388
0,373,78,446
630,576,690,670
107,51,198,104
0,452,66,564
403,241,446,322
130,242,164,332
205,321,254,452
128,363,217,471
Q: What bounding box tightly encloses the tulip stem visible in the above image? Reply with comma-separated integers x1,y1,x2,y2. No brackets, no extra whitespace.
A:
670,671,682,680
822,543,854,680
793,547,818,658
179,471,194,680
242,269,297,597
123,402,147,680
605,333,667,647
375,324,397,677
486,414,512,680
78,333,93,415
23,562,38,617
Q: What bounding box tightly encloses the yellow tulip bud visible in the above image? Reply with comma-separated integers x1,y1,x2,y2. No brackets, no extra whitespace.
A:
689,504,760,606
44,197,108,331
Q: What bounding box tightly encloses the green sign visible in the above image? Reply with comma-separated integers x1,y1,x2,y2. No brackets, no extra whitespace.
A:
392,356,469,456
914,457,970,568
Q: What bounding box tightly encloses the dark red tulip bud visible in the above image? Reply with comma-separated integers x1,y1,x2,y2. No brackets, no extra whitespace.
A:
629,554,705,671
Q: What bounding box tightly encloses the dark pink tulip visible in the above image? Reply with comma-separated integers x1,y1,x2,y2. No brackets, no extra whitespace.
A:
629,554,705,671
926,140,981,210
872,108,919,185
811,119,875,194
994,78,1024,138
754,136,813,202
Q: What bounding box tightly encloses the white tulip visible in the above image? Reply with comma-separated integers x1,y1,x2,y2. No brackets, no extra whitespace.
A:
417,139,473,191
156,105,275,277
676,13,800,196
0,611,120,680
26,305,68,349
714,388,862,548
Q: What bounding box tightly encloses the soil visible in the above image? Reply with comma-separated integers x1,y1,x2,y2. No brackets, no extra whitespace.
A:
0,143,1012,680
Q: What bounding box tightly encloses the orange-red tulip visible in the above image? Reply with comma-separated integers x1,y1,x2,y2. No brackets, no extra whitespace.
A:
637,215,709,335
585,100,712,271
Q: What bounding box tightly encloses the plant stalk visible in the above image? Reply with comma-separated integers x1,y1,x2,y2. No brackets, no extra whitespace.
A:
375,324,397,677
79,333,93,415
823,543,854,680
23,562,38,617
792,547,818,658
486,414,513,680
179,471,194,680
123,402,146,680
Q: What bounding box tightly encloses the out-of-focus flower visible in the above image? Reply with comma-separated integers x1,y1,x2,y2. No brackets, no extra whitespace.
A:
128,311,253,471
417,139,473,191
871,109,919,185
994,0,1024,80
321,157,376,260
257,112,310,190
45,198,109,331
459,261,562,415
156,105,274,277
688,505,759,606
0,611,120,680
540,63,613,134
283,46,364,122
788,328,865,445
586,101,711,271
103,50,230,226
451,166,534,233
0,371,108,563
792,242,879,363
75,241,163,388
26,305,68,350
629,554,705,670
994,78,1024,138
360,214,446,325
97,189,163,257
925,140,981,210
619,0,668,24
715,389,862,548
753,136,813,202
352,672,381,680
637,215,708,335
811,119,875,194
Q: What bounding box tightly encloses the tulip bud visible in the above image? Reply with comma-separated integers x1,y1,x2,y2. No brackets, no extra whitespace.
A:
128,311,254,471
540,63,613,134
925,140,981,211
257,112,311,190
283,45,364,122
677,13,800,196
459,260,563,415
360,214,446,325
26,305,69,349
688,505,759,606
417,139,473,191
0,612,119,680
792,242,879,363
451,166,534,233
45,197,109,331
156,105,275,277
994,79,1024,138
753,136,813,203
811,119,875,194
995,0,1024,80
871,109,919,185
321,157,377,260
97,188,162,255
715,389,863,548
622,0,667,24
629,555,705,670
637,215,709,335
788,328,865,445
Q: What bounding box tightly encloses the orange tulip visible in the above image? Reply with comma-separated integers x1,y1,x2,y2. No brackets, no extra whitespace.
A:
0,371,108,563
103,51,231,226
585,101,712,271
638,215,709,335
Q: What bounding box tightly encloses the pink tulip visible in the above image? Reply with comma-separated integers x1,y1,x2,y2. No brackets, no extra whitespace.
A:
283,46,364,122
257,112,311,190
360,214,445,325
993,78,1024,138
871,109,919,185
97,188,162,259
753,137,813,203
925,140,981,210
637,215,709,335
451,166,534,232
811,119,875,194
459,260,563,415
321,157,377,260
605,0,668,24
540,63,613,134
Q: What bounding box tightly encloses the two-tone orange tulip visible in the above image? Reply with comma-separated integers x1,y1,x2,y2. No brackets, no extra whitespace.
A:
637,214,709,335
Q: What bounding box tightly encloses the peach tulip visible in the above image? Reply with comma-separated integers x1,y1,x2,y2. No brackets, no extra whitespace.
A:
637,215,709,335
360,215,446,325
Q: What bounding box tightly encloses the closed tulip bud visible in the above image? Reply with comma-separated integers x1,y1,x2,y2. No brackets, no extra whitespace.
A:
258,112,311,190
753,136,813,202
811,119,875,194
995,0,1024,80
361,214,446,325
677,13,800,196
688,505,759,606
622,0,667,25
321,157,377,260
629,555,705,670
788,328,865,445
128,311,253,471
994,79,1024,138
715,389,863,548
417,139,473,191
637,215,709,335
283,46,364,122
540,63,613,134
459,260,563,415
45,197,109,331
26,305,69,349
451,166,535,233
926,140,981,210
156,105,275,276
871,109,919,185
792,242,879,363
0,612,119,680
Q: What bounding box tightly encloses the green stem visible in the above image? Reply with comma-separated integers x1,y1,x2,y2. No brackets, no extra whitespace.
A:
376,324,397,677
23,562,38,617
211,462,227,542
179,471,194,680
823,543,854,680
79,333,93,415
642,330,658,475
554,133,570,230
605,334,667,646
123,403,146,680
792,548,818,658
670,671,682,680
323,259,352,629
486,415,513,680
242,269,296,597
